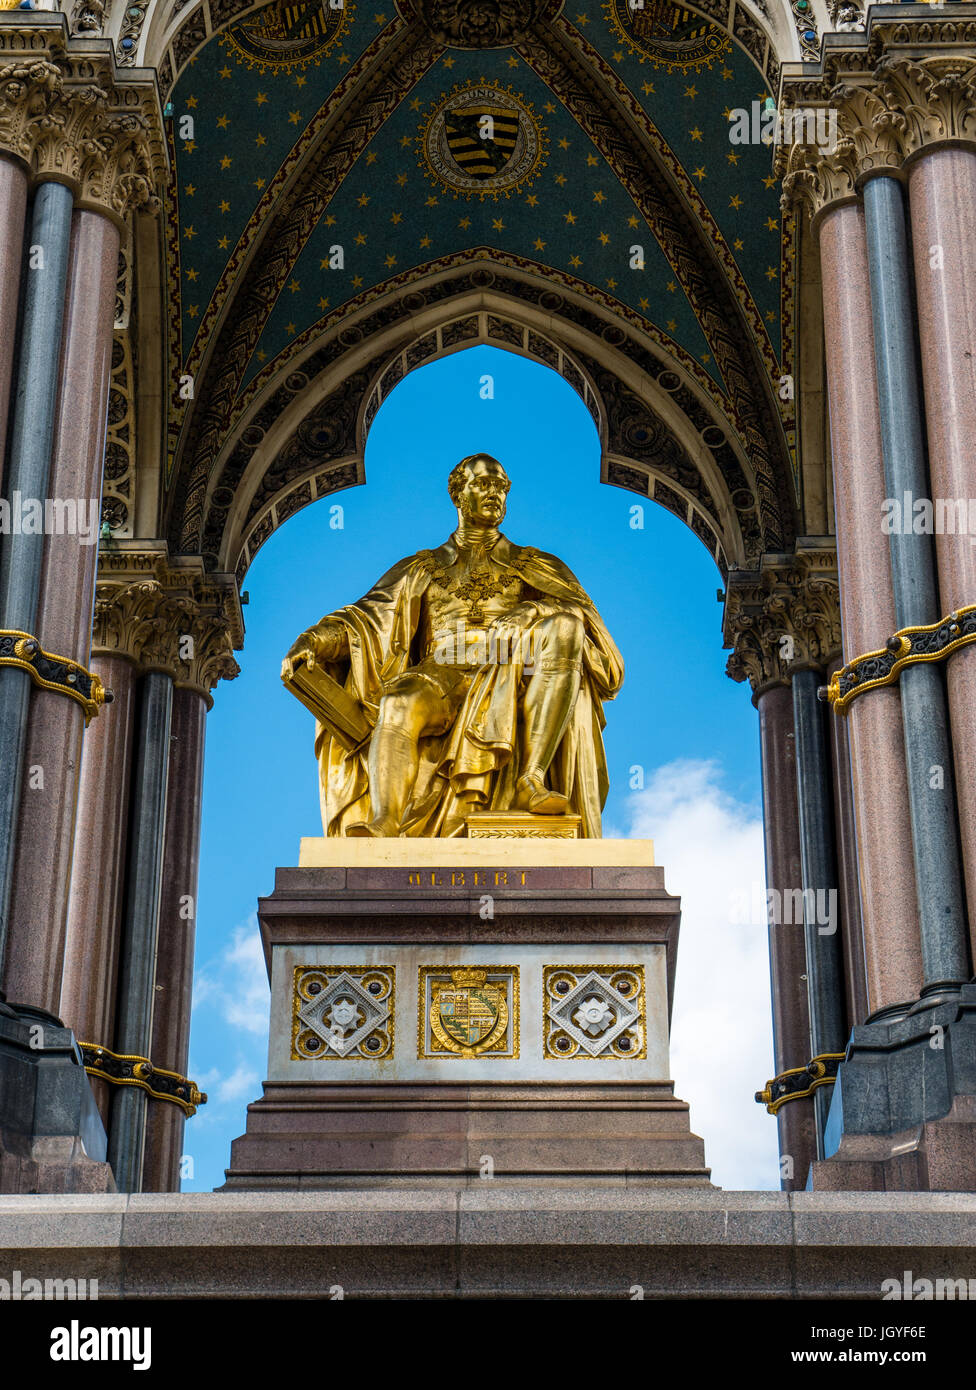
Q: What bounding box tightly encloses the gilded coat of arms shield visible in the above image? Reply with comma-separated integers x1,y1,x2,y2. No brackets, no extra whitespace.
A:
429,968,509,1055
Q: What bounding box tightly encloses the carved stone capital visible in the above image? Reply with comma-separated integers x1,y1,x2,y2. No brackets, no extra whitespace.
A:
93,547,243,705
778,11,976,224
0,18,165,225
400,0,557,47
723,543,841,699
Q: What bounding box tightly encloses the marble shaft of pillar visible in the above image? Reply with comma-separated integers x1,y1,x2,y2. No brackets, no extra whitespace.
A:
827,661,868,1031
909,147,976,961
107,672,173,1192
0,157,27,505
2,211,120,1013
61,655,137,1121
142,687,208,1192
757,684,817,1189
792,669,847,1153
817,202,922,1013
0,181,74,982
863,174,970,994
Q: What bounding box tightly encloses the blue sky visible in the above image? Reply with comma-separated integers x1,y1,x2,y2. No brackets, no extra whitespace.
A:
185,345,779,1191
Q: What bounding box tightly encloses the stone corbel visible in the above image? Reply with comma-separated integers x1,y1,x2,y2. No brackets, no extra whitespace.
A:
92,548,243,706
723,544,841,699
0,18,165,225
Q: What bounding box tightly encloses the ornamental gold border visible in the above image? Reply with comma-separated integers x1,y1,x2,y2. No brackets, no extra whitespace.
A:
416,79,549,202
418,965,520,1060
601,0,732,74
827,604,976,715
0,629,108,725
291,963,395,1060
79,1043,206,1117
542,964,647,1061
756,1052,844,1114
220,0,355,75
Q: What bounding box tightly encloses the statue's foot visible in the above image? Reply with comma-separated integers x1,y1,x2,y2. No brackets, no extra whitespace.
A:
347,816,399,837
514,773,570,816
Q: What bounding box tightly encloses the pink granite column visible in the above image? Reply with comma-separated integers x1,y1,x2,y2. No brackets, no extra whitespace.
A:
2,211,119,1013
60,653,137,1120
0,157,27,460
142,686,208,1192
828,657,868,1029
818,202,922,1013
909,147,976,958
757,684,817,1190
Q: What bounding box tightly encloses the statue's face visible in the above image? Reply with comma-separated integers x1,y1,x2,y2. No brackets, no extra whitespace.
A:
457,458,510,526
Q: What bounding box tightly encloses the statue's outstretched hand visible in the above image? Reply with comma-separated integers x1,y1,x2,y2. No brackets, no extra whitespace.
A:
281,624,346,680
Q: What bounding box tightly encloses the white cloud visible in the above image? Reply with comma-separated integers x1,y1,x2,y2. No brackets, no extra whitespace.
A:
216,1063,261,1105
619,759,781,1191
193,913,271,1037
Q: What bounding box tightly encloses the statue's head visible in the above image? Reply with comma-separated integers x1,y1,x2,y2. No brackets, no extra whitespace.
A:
448,453,511,527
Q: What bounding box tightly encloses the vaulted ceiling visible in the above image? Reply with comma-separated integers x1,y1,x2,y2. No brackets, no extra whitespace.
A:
154,0,802,573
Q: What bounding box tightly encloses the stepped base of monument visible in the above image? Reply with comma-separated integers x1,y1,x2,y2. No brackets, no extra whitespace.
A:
220,1080,712,1188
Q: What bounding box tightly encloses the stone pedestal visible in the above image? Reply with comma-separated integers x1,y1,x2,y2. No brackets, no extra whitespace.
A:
222,839,710,1189
0,998,115,1194
811,984,976,1192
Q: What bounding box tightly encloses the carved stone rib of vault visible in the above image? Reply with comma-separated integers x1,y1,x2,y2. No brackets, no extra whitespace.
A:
723,543,841,697
93,548,243,704
169,9,796,563
777,13,976,224
0,17,166,226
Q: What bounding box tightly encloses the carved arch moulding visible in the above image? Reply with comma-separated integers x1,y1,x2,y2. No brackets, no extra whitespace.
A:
172,275,791,586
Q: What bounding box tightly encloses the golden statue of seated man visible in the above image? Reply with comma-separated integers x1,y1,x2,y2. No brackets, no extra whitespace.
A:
281,453,624,837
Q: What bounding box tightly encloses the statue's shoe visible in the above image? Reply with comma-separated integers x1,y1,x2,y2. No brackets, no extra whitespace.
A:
513,774,570,815
347,818,399,837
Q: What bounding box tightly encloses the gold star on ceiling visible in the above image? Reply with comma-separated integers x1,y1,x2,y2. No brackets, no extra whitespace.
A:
286,322,296,334
721,66,733,79
693,167,706,180
667,318,677,331
667,280,676,292
254,178,265,189
355,233,366,245
183,225,196,239
217,235,229,249
256,349,267,362
186,267,199,281
690,128,703,141
184,184,196,196
420,235,431,248
684,85,697,99
187,305,199,318
763,175,778,189
426,195,437,207
459,217,471,229
727,151,739,165
219,199,229,212
288,279,300,292
352,274,363,287
220,156,232,169
396,172,408,186
627,214,639,228
587,154,598,167
219,65,231,78
255,133,266,146
384,253,396,268
288,111,301,125
185,95,198,108
318,296,329,310
295,76,306,88
534,238,546,250
593,190,605,204
733,238,744,250
358,194,370,207
598,231,609,245
569,254,582,267
526,194,538,207
554,173,567,186
766,216,778,231
642,82,654,96
606,277,617,289
391,212,402,223
492,217,504,231
255,93,268,105
730,194,743,210
766,265,778,280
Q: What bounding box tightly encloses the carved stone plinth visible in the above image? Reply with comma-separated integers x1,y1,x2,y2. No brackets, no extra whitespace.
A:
221,841,711,1188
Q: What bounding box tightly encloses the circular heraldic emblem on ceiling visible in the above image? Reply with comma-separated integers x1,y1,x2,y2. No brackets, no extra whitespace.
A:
418,82,548,199
603,0,730,70
222,0,352,72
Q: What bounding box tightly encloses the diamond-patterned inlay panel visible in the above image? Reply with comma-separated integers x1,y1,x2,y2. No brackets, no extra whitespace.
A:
544,966,646,1059
292,966,394,1060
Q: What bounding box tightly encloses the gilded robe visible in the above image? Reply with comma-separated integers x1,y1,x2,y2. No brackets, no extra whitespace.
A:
308,533,624,837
